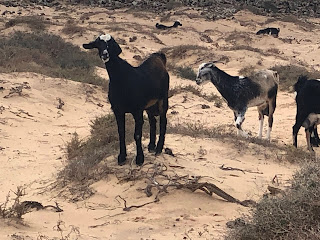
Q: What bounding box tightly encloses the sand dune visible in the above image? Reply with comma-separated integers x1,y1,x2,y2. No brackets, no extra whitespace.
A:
0,4,319,240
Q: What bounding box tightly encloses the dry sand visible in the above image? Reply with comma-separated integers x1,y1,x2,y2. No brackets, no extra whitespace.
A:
0,4,319,240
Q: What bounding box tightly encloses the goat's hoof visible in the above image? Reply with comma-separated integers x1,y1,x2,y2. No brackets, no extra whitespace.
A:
148,144,156,153
135,154,144,166
118,154,127,166
155,149,162,156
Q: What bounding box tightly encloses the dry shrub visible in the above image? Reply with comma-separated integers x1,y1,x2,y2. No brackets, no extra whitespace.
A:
226,159,320,240
170,65,197,80
271,65,320,92
5,15,48,31
238,65,256,77
168,122,311,163
169,84,223,107
0,31,106,87
60,113,149,183
279,15,316,31
61,23,85,35
224,31,252,44
0,187,26,219
161,45,208,59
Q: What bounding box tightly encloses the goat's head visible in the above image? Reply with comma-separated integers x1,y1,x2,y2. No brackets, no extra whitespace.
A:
173,21,182,27
196,62,214,85
83,34,122,63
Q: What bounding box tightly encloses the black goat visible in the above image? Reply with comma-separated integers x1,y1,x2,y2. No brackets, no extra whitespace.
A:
256,27,280,38
156,21,182,30
83,34,169,166
196,62,279,141
293,76,320,151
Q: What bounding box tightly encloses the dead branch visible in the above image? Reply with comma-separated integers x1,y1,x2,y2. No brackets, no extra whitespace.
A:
116,195,159,211
220,164,263,174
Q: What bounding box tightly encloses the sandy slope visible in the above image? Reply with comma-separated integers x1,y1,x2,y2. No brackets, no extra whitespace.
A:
0,4,319,240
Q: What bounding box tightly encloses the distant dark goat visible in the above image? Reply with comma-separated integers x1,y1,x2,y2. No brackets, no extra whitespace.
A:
156,21,182,30
196,62,279,140
256,27,280,37
83,34,169,166
293,76,320,152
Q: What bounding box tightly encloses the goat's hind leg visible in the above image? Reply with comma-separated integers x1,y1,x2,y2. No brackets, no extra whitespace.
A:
310,125,320,147
306,126,315,152
257,105,267,139
293,111,308,148
146,109,157,152
155,99,168,155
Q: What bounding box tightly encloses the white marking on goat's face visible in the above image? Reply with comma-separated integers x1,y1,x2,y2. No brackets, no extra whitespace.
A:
101,49,110,63
97,34,112,62
239,76,245,79
235,115,245,127
99,34,111,42
196,63,213,85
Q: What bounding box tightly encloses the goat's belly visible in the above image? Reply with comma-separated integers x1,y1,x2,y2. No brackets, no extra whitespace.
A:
145,99,158,109
247,97,266,108
302,113,320,128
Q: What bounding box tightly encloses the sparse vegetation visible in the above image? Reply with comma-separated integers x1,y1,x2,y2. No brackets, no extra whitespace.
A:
0,31,106,87
271,65,320,91
167,122,312,163
61,21,85,35
5,15,48,31
0,187,26,219
169,84,223,107
225,159,320,240
60,114,149,183
175,66,197,80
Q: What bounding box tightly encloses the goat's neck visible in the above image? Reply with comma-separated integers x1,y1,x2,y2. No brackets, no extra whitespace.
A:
210,67,237,99
105,57,133,84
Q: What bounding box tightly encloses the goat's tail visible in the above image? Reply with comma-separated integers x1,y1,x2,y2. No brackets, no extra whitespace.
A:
155,52,167,66
294,75,308,93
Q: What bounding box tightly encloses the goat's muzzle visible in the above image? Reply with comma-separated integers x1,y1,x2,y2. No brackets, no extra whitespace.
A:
101,50,110,63
196,78,202,85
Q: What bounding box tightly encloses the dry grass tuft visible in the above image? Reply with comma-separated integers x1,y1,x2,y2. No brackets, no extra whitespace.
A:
271,65,320,92
59,113,149,183
169,84,223,107
226,159,320,240
0,31,106,87
5,15,49,31
0,187,26,219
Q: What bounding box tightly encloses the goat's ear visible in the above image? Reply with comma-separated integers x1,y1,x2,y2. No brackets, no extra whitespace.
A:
109,37,122,56
83,42,96,49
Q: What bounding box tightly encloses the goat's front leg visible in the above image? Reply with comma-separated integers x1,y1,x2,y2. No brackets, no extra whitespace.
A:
114,111,126,165
234,109,248,137
258,111,264,139
133,111,144,166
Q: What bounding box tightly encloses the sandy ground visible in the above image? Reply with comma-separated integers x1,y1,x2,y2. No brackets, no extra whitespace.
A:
1,4,320,240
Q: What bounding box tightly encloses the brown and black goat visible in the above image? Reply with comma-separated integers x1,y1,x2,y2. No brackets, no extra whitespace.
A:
83,34,169,166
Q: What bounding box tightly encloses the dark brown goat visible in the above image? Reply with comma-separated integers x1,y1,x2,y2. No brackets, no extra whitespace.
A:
83,34,169,166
